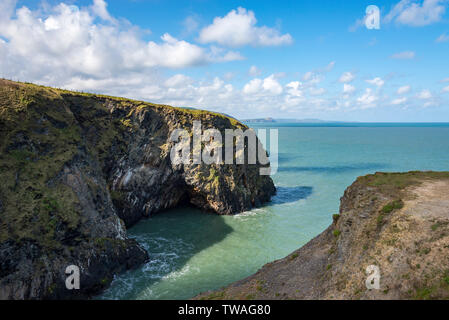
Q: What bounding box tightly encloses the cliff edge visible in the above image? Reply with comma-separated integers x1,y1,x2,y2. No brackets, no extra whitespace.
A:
0,79,275,299
196,171,449,300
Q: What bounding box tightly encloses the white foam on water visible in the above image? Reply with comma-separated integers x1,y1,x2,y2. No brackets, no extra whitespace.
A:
233,207,266,218
162,264,200,281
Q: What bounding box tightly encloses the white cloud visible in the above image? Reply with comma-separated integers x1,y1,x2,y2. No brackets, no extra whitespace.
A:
441,77,449,82
339,72,355,83
273,72,287,79
157,76,240,111
208,46,245,63
321,61,336,72
384,0,447,26
262,75,283,95
243,74,283,96
91,0,115,22
242,78,263,95
423,101,437,107
285,81,301,90
417,89,432,99
282,81,308,110
436,33,449,42
182,16,199,35
348,18,365,32
366,77,385,87
302,72,314,81
249,65,261,77
309,87,326,96
148,34,231,68
223,72,235,81
164,74,194,88
343,84,356,94
391,97,408,105
357,88,379,108
397,85,411,94
441,85,449,93
285,81,303,97
0,1,242,85
0,0,17,22
391,51,416,59
198,7,292,47
302,71,324,84
300,62,335,86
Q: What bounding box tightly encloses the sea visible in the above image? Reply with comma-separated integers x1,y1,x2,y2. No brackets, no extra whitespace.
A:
99,122,449,299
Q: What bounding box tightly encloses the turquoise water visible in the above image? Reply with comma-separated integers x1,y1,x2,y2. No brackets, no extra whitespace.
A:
99,123,449,300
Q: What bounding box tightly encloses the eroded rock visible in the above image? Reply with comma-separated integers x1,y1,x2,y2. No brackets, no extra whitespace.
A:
0,80,275,299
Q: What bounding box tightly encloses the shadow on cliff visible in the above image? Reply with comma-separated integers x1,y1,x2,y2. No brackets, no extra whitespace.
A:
100,207,234,300
277,162,389,174
271,186,313,205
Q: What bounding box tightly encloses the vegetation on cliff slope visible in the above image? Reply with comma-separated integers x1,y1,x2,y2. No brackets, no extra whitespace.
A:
0,79,275,299
0,79,245,246
196,171,449,300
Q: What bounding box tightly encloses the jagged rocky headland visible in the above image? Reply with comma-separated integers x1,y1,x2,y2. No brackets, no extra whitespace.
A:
197,171,449,300
0,79,275,299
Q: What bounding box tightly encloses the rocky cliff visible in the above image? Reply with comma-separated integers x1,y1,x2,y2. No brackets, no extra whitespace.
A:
0,79,275,299
197,171,449,300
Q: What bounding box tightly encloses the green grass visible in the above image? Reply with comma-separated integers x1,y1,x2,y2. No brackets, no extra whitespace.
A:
0,78,244,128
201,290,226,300
431,222,448,231
377,200,404,226
377,214,385,225
357,171,449,195
412,270,449,300
332,213,340,223
414,287,434,300
289,252,299,260
381,199,404,214
0,83,82,244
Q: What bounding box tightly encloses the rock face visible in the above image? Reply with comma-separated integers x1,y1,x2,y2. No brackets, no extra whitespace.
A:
0,79,275,299
196,171,449,300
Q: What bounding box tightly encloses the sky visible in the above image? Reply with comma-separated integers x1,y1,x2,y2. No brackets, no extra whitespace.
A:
1,0,449,121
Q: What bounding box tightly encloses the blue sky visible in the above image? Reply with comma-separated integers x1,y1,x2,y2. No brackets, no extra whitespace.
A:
1,0,449,121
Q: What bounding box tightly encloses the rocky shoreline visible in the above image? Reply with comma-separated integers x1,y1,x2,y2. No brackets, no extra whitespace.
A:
196,171,449,300
0,79,275,299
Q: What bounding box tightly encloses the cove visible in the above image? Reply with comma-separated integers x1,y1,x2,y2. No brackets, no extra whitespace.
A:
100,124,449,300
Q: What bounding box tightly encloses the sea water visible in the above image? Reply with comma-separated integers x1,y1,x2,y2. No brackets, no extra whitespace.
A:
99,123,449,300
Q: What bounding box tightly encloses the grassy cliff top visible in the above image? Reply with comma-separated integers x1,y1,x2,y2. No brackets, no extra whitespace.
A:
355,171,449,197
0,79,242,127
